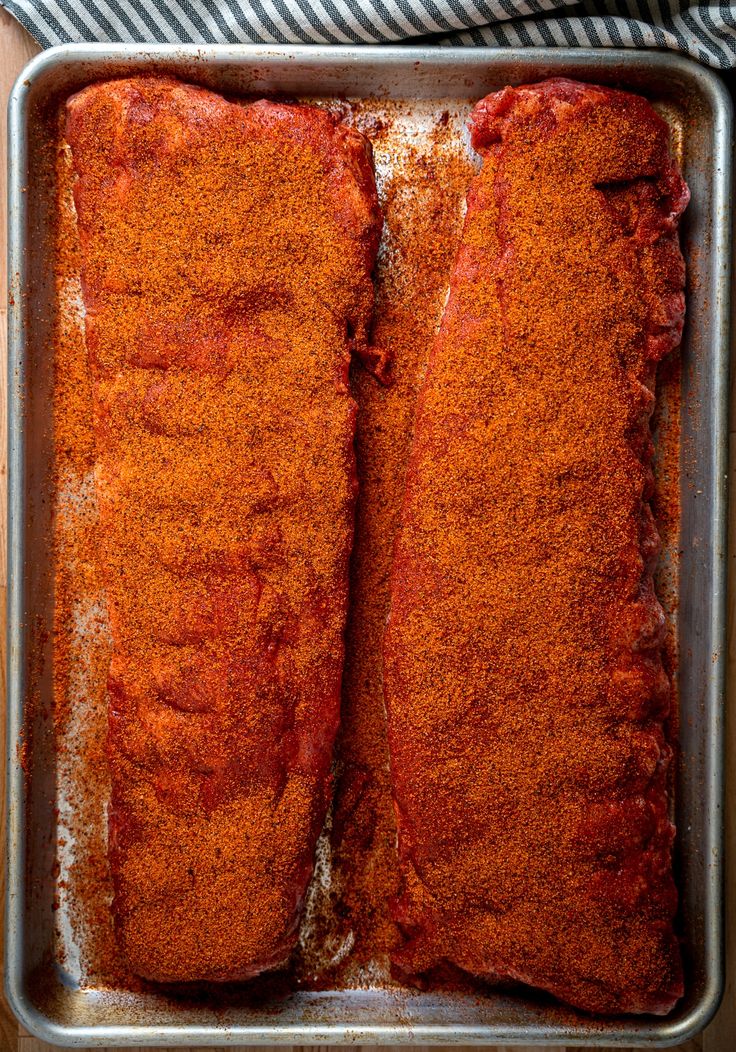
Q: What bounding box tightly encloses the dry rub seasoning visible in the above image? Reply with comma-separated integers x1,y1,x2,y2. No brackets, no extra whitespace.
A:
62,75,380,983
384,79,688,1015
51,84,685,1010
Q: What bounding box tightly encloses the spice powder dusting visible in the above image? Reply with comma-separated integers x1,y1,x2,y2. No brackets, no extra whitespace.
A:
50,89,682,1000
383,79,687,1015
56,76,381,986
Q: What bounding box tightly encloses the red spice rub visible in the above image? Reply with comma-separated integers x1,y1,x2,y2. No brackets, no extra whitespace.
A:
65,76,380,983
384,79,688,1015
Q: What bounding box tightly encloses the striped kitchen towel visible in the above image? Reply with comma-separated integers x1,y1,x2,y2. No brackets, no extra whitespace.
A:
2,0,734,67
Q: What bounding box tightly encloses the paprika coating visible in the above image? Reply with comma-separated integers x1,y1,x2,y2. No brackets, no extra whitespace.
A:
384,79,688,1015
65,76,381,983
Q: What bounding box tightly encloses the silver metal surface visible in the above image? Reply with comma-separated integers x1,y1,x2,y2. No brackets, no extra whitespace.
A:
5,44,730,1047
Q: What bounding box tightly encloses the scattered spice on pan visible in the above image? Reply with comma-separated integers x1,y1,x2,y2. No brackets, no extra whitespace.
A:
296,108,476,985
52,117,131,988
651,351,682,807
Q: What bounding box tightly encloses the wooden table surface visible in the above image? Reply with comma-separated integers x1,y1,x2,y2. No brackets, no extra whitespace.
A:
0,10,732,1051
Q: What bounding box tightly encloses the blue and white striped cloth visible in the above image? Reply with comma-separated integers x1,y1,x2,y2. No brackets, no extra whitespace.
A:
2,0,734,67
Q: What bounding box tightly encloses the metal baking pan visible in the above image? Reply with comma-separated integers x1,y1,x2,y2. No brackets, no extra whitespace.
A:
5,44,730,1046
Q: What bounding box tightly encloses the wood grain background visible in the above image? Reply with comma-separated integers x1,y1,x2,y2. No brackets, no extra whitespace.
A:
0,11,732,1049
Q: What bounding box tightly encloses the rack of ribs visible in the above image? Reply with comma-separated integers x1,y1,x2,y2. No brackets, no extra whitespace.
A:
384,79,688,1015
66,76,381,983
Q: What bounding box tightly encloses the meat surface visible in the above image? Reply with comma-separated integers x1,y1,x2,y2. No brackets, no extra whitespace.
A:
384,79,688,1015
65,77,381,983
